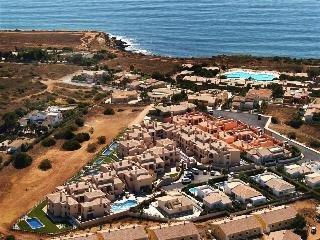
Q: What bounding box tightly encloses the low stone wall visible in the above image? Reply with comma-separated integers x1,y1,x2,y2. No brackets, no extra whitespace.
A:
72,211,130,229
191,210,227,222
128,212,169,222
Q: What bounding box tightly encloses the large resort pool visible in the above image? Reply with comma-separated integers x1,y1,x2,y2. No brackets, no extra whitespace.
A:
224,70,277,81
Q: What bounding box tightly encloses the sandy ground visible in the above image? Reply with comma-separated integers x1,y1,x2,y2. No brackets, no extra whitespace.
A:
0,106,145,239
266,104,320,150
290,199,320,240
0,31,108,52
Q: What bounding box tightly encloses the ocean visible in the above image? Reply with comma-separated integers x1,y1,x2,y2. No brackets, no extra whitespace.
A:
0,0,319,58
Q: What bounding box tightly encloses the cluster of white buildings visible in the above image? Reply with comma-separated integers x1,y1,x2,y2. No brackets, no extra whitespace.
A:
285,161,320,189
19,106,67,128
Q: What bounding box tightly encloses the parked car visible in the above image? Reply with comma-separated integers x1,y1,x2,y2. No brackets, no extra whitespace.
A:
210,170,221,176
311,226,317,234
191,168,200,175
210,170,217,176
185,172,194,180
203,170,207,175
182,177,191,184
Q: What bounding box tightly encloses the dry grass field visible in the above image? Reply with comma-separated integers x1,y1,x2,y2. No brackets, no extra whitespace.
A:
0,106,144,237
0,31,109,52
266,104,320,150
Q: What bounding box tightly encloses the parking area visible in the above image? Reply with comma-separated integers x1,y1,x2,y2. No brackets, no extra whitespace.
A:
162,168,215,191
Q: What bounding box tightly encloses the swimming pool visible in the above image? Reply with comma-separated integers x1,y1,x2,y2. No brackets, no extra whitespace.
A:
102,142,118,156
189,187,198,196
111,199,138,212
224,71,277,81
26,217,44,230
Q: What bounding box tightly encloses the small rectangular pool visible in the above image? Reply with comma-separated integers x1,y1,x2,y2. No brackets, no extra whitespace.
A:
26,217,44,230
111,199,138,213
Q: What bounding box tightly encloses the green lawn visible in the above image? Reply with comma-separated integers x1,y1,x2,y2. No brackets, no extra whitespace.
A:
17,201,71,234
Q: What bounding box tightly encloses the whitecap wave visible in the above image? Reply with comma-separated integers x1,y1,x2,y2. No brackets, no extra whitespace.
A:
109,34,152,55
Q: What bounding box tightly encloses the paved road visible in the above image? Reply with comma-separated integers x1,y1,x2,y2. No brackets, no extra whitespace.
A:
210,110,320,162
162,170,212,191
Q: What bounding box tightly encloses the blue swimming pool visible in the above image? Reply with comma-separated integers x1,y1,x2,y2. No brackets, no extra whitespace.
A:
111,199,138,212
26,217,44,230
102,142,119,156
224,71,277,81
189,187,198,196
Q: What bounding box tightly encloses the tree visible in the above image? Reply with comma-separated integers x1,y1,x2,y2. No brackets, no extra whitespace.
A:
103,107,115,115
86,143,97,153
6,235,15,240
75,117,85,127
38,159,52,171
312,112,320,122
259,100,268,114
268,83,284,98
171,90,188,103
271,116,279,124
41,138,56,147
75,132,90,143
54,128,75,140
2,112,18,130
11,153,33,169
288,132,296,139
309,139,320,149
62,140,81,151
292,214,307,231
97,136,106,144
288,118,303,129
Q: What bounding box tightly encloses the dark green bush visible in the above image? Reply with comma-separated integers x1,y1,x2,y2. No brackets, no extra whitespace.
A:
41,138,56,147
103,108,115,115
54,128,75,140
62,140,81,151
86,143,97,153
11,153,33,169
74,117,84,127
38,159,52,171
75,132,90,143
288,132,296,139
310,139,320,149
271,116,279,124
97,136,106,144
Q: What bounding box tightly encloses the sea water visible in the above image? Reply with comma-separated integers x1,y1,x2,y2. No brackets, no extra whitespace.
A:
1,0,319,58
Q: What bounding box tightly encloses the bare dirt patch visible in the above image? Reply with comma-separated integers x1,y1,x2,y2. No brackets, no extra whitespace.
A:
0,106,143,237
290,199,320,240
0,31,108,52
0,63,81,117
266,104,320,150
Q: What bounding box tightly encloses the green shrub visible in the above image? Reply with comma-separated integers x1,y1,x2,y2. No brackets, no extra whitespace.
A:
271,116,279,124
75,132,90,143
11,153,33,169
97,136,106,144
54,128,75,140
6,235,15,240
38,159,52,171
62,140,81,151
310,139,320,149
86,143,97,153
288,132,296,139
41,138,56,147
103,108,115,115
74,117,84,127
288,118,303,129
